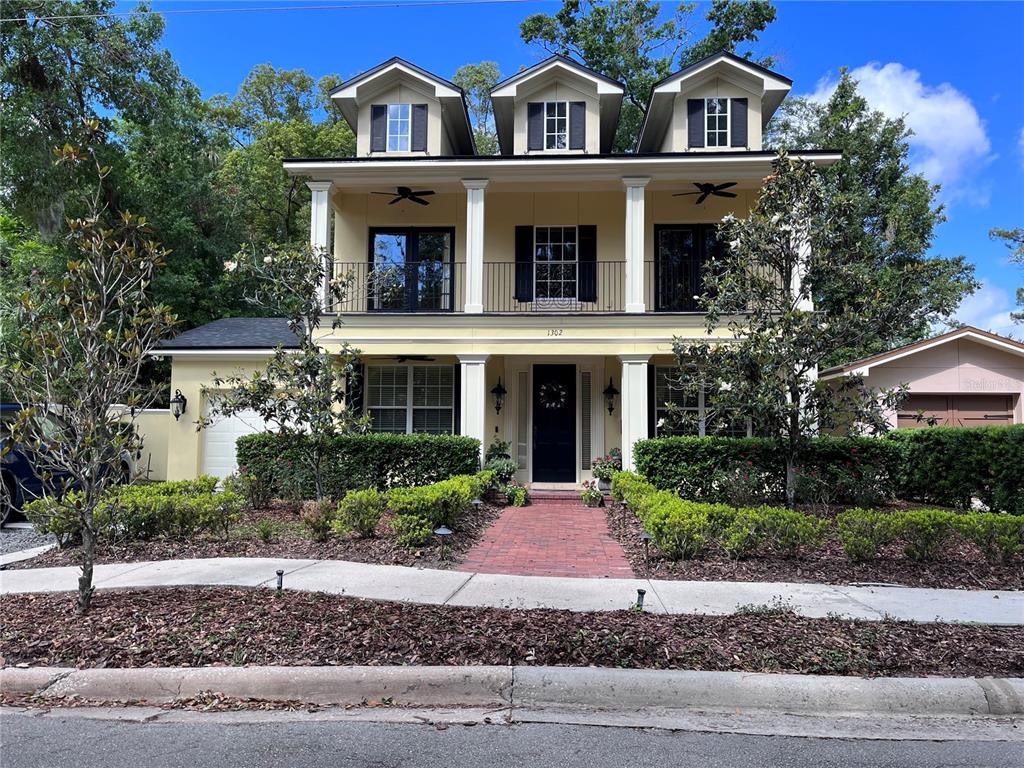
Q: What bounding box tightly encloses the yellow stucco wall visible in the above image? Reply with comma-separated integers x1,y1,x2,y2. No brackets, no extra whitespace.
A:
132,409,170,481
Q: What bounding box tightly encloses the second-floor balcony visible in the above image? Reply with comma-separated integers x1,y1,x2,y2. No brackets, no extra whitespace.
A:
330,258,705,314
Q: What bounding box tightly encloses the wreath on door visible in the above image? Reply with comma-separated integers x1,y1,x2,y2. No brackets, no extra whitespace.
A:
538,381,568,410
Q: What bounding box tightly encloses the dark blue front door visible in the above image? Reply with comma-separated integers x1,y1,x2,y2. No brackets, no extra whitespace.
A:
532,364,576,482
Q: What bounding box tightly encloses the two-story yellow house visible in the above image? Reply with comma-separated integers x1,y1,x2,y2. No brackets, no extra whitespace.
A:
159,51,839,485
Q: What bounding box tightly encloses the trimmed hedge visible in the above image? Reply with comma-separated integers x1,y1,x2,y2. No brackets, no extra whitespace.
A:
388,470,495,547
235,432,481,498
889,426,1024,513
633,436,901,506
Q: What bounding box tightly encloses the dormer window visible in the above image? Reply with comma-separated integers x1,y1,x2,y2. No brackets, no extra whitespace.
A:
387,104,411,152
544,102,568,150
705,98,729,147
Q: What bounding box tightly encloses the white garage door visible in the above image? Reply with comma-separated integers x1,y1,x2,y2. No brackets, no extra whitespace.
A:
201,407,268,479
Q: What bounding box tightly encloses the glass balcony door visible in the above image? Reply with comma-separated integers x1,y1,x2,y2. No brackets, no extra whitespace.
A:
654,224,721,312
368,227,455,312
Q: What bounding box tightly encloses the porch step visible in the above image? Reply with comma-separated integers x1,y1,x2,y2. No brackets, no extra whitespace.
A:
528,488,586,504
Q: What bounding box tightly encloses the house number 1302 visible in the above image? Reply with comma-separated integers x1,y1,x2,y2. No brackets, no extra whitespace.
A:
547,329,564,337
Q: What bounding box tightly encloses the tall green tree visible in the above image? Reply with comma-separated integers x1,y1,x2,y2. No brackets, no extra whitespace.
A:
520,0,776,151
0,0,179,236
768,72,978,364
671,154,905,507
211,64,355,246
990,227,1023,324
453,61,501,155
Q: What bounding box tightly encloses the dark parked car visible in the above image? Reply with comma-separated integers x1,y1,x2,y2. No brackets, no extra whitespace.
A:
0,404,133,524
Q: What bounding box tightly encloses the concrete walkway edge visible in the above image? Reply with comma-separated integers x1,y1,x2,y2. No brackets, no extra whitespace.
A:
2,666,1022,717
0,543,56,567
2,557,1021,624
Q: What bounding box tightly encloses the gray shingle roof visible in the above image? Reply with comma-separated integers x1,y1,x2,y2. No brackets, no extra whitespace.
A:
156,317,300,351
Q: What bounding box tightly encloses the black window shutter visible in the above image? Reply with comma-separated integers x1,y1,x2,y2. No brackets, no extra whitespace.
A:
527,103,543,151
577,225,597,303
370,105,387,152
514,225,534,302
346,362,365,416
569,101,586,150
687,99,704,149
647,365,657,438
730,98,748,148
452,364,461,435
411,104,428,152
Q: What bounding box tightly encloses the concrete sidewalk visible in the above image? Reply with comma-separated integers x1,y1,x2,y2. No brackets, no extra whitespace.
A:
2,557,1021,624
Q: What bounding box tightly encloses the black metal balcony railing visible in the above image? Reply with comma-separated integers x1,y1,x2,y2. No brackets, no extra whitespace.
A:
329,260,704,313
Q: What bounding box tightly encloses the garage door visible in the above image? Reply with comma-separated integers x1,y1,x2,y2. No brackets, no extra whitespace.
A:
201,407,268,479
896,395,1014,429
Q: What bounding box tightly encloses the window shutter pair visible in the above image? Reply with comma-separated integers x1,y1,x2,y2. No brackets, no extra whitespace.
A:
369,104,428,152
686,98,748,148
526,102,586,151
513,225,597,303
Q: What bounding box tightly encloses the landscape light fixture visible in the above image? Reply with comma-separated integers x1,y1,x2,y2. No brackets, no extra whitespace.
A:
635,588,646,611
275,569,284,591
602,378,620,415
170,389,188,421
640,531,652,562
490,377,507,415
434,525,453,561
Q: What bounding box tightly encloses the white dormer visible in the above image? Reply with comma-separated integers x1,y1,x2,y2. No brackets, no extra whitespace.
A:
490,55,624,156
637,51,792,153
331,57,475,157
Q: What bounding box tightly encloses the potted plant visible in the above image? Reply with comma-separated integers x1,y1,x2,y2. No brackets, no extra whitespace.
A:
591,448,622,491
580,480,603,508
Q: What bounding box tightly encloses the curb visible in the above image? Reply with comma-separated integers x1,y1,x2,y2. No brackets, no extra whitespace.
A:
0,543,56,567
3,666,1022,717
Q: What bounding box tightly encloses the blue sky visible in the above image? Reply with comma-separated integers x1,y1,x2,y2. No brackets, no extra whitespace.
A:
139,0,1023,333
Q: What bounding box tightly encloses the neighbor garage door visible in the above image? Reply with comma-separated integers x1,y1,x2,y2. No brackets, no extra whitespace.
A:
896,394,1014,429
201,407,268,479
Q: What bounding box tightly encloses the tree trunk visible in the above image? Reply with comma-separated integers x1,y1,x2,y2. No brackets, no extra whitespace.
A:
77,522,96,614
785,456,797,509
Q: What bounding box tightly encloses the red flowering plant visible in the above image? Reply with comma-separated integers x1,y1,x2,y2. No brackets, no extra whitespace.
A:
591,448,622,482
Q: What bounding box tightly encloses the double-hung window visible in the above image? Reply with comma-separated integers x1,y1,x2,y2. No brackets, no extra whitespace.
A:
653,366,751,437
387,103,411,152
366,365,455,434
705,98,729,147
544,101,568,150
534,225,577,304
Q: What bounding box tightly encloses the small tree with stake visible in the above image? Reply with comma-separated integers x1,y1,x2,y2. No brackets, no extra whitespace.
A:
202,244,366,502
1,124,178,613
670,152,905,507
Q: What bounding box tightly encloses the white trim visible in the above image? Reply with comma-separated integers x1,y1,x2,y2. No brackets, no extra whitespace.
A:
651,54,791,95
332,61,461,101
491,59,623,98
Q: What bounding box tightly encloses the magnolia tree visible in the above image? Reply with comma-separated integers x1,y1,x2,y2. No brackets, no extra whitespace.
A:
203,245,366,501
670,152,906,507
1,129,177,613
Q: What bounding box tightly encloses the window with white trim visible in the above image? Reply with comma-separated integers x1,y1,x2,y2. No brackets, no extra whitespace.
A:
366,365,454,434
387,103,411,152
653,366,750,438
544,101,568,150
705,98,729,148
534,225,577,303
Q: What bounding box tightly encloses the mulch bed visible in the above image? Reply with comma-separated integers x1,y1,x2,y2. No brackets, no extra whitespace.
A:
2,587,1021,678
606,502,1024,590
6,502,502,572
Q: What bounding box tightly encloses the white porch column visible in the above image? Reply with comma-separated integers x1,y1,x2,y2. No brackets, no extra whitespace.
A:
308,181,333,308
622,177,650,313
459,353,490,463
619,354,650,472
462,179,489,314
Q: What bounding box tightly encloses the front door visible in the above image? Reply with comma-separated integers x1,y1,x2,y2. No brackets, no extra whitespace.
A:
532,364,576,482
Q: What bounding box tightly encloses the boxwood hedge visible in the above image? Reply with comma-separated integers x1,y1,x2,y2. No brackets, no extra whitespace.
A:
235,432,481,498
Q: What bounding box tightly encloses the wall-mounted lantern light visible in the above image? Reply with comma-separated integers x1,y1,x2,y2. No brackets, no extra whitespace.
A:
170,389,188,421
491,377,507,415
602,378,620,415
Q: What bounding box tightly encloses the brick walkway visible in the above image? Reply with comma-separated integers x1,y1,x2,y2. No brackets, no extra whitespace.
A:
459,499,634,579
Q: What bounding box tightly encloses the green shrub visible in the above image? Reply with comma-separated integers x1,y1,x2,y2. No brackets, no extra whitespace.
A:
484,457,518,484
235,432,481,498
760,507,828,556
893,509,956,562
720,507,766,559
503,482,529,507
889,426,1024,513
711,462,778,507
334,488,386,538
634,436,900,505
223,469,275,510
190,491,243,540
23,492,85,548
254,518,277,543
954,513,1024,564
300,500,335,543
837,509,899,562
387,472,488,529
637,492,712,560
393,514,434,547
610,471,656,507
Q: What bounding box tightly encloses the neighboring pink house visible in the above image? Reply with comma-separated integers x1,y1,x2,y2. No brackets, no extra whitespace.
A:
820,326,1024,429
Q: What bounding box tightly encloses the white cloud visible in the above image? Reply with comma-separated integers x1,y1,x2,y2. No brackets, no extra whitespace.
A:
950,280,1017,333
810,63,992,202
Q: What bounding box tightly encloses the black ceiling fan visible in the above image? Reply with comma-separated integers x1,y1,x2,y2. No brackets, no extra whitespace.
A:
673,182,738,205
371,186,435,206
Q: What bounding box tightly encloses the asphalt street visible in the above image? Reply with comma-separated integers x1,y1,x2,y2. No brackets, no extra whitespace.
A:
1,710,1020,768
